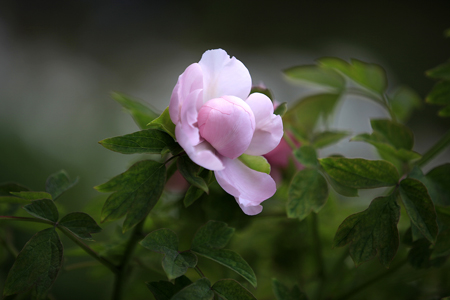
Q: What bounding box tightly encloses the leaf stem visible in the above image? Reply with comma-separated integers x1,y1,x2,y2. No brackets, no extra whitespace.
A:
417,129,450,167
334,259,407,300
195,266,205,278
112,220,145,300
0,215,54,226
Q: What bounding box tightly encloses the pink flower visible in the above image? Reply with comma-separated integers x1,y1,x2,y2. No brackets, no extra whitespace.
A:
169,49,283,215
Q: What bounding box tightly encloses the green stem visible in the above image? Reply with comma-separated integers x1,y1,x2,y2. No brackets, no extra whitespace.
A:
56,226,118,274
195,266,205,278
335,259,407,300
112,220,145,300
0,215,54,226
417,129,450,167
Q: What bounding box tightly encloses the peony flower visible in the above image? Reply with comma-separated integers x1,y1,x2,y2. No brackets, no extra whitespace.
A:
169,49,283,215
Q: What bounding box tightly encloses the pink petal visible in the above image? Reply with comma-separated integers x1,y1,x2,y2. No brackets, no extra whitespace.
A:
245,93,283,156
215,156,276,214
235,198,263,215
198,49,252,103
198,96,255,159
178,89,203,146
169,63,203,124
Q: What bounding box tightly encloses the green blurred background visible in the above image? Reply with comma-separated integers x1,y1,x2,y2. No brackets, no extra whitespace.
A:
1,1,450,299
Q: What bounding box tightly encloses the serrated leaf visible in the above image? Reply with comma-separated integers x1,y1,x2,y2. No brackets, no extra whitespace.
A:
389,86,422,122
58,212,102,241
184,169,213,208
99,129,178,155
287,169,328,220
191,221,235,250
284,65,345,90
312,130,350,149
146,276,192,300
370,119,414,150
284,93,340,140
3,228,63,298
147,107,176,139
399,178,438,243
212,279,257,300
10,191,53,201
23,199,59,223
318,57,387,94
333,193,400,267
238,154,271,174
319,157,399,189
171,278,214,300
426,61,450,80
293,146,318,167
141,229,197,280
112,92,159,129
45,170,78,201
274,102,287,117
272,278,308,300
95,160,166,232
177,156,209,193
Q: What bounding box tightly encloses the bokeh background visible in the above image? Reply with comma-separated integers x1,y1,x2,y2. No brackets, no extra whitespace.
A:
1,1,450,299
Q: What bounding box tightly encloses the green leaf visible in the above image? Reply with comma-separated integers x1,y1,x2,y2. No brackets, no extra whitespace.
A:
58,212,102,241
426,163,450,206
318,57,387,95
45,170,78,201
23,199,59,223
171,278,214,300
333,193,400,267
178,156,209,193
191,221,256,287
140,229,197,280
99,129,178,155
284,93,341,140
426,81,450,117
287,169,328,220
370,119,414,150
312,130,350,149
112,92,159,129
238,154,271,174
322,171,358,197
389,86,421,122
95,160,166,232
293,146,318,167
10,191,52,201
146,276,192,300
272,278,308,300
147,107,176,140
431,207,450,259
0,183,30,204
426,61,450,80
273,102,288,117
319,157,399,189
399,178,438,243
184,169,213,208
3,228,63,298
212,279,257,300
250,86,274,100
284,65,345,90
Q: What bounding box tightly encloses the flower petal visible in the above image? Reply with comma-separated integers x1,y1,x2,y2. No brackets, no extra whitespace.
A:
215,156,276,214
169,63,203,124
245,93,283,156
199,49,251,103
198,96,255,159
235,198,263,215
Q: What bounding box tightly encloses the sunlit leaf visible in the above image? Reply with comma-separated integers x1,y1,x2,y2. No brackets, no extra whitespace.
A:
212,279,257,300
146,276,192,300
58,212,102,241
3,228,63,298
334,193,400,267
147,107,176,139
272,278,308,300
293,146,318,167
112,92,159,129
399,178,438,243
95,160,166,232
287,169,328,220
22,199,59,223
171,278,214,300
99,129,178,155
284,65,345,90
370,119,414,150
312,130,350,149
238,154,271,174
178,156,209,193
45,170,78,201
319,157,399,189
388,86,421,122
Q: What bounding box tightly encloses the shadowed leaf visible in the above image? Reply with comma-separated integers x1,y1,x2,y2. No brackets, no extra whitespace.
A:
312,130,350,149
59,212,102,241
284,65,345,90
293,146,318,167
212,279,257,300
146,276,192,300
10,191,52,201
184,169,213,208
112,92,159,129
171,278,214,300
45,170,78,201
272,278,308,300
178,156,209,193
389,86,421,122
147,107,176,139
23,199,59,223
274,102,288,116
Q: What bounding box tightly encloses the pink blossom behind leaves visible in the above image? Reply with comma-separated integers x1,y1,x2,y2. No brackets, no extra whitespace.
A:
169,49,283,215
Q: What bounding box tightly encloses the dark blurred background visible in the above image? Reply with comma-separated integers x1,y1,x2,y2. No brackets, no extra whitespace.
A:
1,0,450,298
